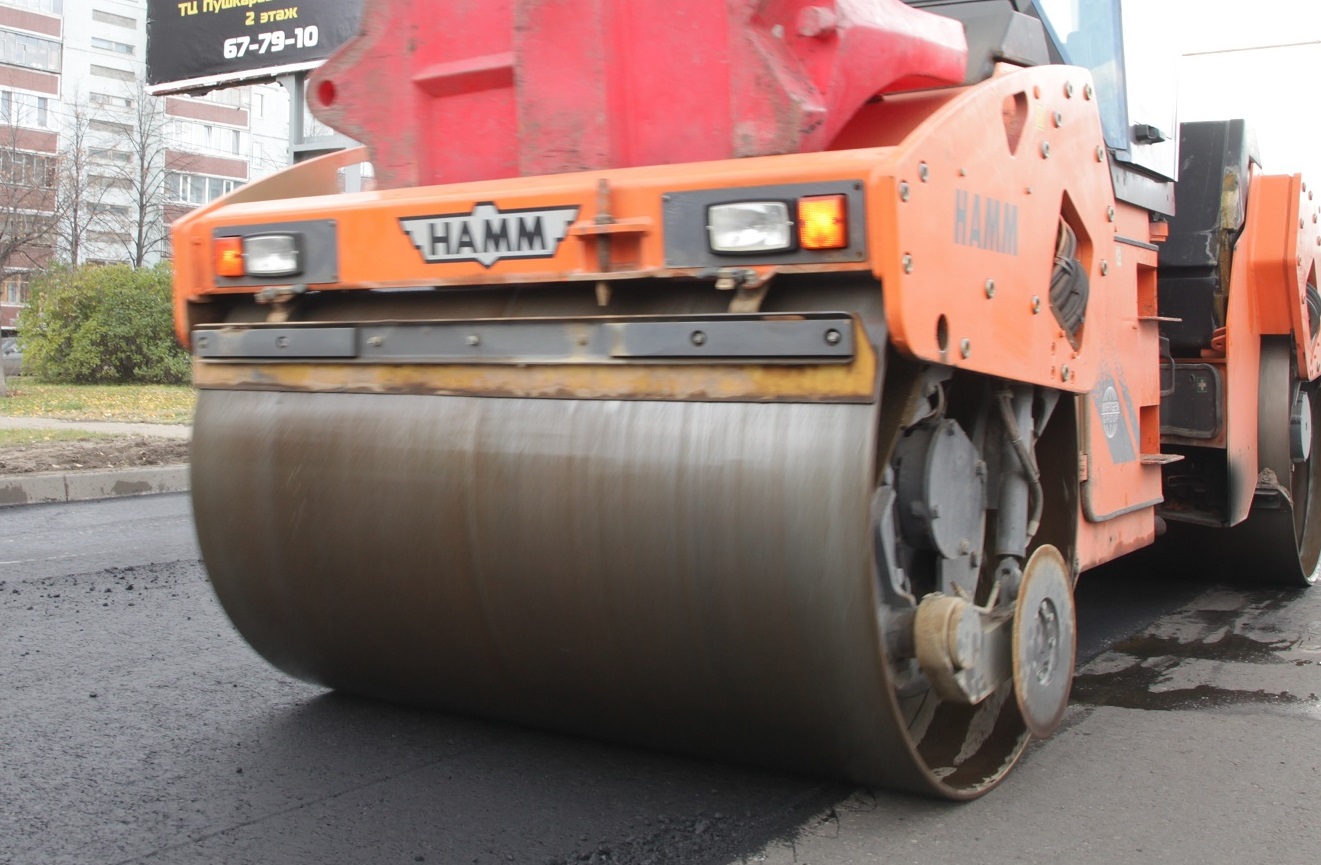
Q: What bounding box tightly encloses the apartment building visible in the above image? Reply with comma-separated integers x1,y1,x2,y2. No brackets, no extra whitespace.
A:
0,0,290,329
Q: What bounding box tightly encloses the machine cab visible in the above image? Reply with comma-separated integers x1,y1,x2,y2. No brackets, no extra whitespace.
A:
1034,0,1180,212
912,0,1179,213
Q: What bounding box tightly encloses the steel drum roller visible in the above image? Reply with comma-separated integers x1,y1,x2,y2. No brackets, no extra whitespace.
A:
193,388,1027,795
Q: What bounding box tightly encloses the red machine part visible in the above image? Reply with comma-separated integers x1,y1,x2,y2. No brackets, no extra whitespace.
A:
309,0,967,189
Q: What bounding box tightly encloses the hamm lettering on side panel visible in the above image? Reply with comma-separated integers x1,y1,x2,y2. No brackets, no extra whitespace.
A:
400,203,581,268
953,190,1019,255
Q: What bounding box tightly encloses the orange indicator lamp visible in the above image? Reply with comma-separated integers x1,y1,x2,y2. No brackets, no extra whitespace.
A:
214,236,245,277
797,195,848,250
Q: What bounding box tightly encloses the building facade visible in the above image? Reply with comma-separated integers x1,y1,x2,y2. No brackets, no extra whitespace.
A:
0,0,290,329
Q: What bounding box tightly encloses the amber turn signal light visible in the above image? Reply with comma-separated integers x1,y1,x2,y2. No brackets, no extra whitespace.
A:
214,236,245,277
797,195,848,250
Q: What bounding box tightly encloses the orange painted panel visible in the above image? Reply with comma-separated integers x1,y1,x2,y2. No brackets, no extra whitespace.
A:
873,65,1118,394
1244,173,1321,380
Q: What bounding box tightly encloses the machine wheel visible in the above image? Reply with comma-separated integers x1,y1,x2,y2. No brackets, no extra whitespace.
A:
1154,341,1321,587
1012,545,1076,738
1257,340,1321,586
1251,340,1321,585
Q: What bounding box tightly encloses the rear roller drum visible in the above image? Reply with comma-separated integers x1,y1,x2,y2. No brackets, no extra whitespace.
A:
1164,341,1321,586
1250,340,1321,585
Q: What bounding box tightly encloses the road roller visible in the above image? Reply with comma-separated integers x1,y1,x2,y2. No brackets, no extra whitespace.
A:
170,0,1321,798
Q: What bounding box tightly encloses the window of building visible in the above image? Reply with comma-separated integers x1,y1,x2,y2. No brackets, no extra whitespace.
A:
91,37,134,55
208,175,233,200
4,0,62,15
88,230,130,244
0,150,56,187
3,272,30,305
1,91,52,129
89,119,132,135
0,30,62,73
94,202,131,218
199,89,243,108
166,171,240,205
171,120,246,156
90,147,131,164
4,211,51,241
90,64,135,82
90,92,133,110
92,9,135,28
90,173,132,190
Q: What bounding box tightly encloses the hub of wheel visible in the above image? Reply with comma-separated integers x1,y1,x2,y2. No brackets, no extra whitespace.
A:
913,592,1016,706
1291,389,1312,464
1012,545,1076,737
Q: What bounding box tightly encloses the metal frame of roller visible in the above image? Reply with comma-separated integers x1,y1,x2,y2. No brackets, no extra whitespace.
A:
172,0,1321,798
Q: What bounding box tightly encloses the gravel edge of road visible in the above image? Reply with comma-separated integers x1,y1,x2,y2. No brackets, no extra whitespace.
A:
0,464,189,507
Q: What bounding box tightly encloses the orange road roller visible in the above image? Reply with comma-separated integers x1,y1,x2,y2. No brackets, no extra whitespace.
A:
171,0,1321,798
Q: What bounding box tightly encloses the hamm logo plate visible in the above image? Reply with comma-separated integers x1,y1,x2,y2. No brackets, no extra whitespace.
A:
399,202,580,269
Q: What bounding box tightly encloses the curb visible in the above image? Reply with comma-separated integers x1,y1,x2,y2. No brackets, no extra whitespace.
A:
0,465,190,507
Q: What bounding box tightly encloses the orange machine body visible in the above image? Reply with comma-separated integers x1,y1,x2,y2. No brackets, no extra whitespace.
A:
173,62,1321,581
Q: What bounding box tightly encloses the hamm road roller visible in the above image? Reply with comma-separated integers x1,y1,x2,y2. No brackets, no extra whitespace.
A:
171,0,1321,798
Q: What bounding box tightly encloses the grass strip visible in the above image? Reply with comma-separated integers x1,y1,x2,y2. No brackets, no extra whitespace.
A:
0,384,195,424
0,428,115,447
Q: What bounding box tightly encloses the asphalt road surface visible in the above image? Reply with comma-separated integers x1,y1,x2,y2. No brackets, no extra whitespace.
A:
2,495,1319,865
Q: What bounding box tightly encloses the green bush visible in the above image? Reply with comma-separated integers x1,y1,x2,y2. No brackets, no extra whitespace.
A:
17,263,190,384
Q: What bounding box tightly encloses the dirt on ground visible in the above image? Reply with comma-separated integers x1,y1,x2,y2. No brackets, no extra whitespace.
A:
0,436,190,475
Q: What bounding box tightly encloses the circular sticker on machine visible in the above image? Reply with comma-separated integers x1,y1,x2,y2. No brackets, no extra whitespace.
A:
1100,386,1121,439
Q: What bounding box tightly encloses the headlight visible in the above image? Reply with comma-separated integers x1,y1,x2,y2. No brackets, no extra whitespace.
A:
212,220,337,285
707,201,793,254
664,182,862,267
244,234,302,277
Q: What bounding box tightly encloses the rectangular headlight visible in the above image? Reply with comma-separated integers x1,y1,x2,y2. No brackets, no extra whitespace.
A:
707,201,793,254
244,234,302,277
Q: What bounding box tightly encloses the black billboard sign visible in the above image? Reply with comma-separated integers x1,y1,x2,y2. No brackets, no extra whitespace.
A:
147,0,363,93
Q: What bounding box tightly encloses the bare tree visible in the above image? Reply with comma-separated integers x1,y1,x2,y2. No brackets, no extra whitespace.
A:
0,115,61,280
93,81,173,267
53,97,113,267
0,92,70,397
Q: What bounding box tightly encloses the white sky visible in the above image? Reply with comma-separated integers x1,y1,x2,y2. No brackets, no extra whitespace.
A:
1169,0,1321,179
